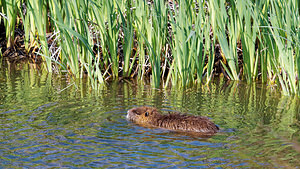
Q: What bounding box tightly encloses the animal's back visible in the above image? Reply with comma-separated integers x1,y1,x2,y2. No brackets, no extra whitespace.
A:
153,113,219,134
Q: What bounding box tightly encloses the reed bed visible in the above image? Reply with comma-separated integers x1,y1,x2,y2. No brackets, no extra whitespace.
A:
0,0,299,95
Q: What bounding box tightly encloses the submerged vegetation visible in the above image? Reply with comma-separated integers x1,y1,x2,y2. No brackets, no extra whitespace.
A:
0,0,299,94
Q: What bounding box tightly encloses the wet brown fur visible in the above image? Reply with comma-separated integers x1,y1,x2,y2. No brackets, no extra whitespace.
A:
127,106,219,135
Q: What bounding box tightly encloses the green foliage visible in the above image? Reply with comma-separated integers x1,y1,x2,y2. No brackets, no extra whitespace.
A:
1,0,18,48
118,1,134,78
133,0,149,80
268,0,299,95
1,0,300,95
210,0,240,80
168,0,205,87
237,0,260,83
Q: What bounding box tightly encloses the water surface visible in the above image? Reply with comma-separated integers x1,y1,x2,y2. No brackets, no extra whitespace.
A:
1,62,300,168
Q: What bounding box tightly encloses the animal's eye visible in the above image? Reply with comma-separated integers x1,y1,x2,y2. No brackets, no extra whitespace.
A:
145,112,149,117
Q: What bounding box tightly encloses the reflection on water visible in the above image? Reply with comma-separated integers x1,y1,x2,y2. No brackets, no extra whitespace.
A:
0,62,300,168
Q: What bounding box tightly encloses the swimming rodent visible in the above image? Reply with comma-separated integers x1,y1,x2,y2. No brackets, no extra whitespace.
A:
127,106,219,135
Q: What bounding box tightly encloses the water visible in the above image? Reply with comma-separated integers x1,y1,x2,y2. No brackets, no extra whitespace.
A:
0,62,300,168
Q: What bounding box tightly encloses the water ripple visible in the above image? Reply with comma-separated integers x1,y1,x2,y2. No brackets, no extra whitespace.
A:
0,66,300,168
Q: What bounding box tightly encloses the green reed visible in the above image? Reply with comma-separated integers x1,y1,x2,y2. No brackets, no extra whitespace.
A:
1,0,300,95
133,0,149,80
49,0,105,88
105,1,120,79
237,0,260,83
168,0,205,87
210,0,240,80
119,1,134,78
255,0,271,83
266,0,299,95
141,0,168,88
1,0,18,48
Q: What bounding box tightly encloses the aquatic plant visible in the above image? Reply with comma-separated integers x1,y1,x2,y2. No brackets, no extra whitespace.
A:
0,0,299,95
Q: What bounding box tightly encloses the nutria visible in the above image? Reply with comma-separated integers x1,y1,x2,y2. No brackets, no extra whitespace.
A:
127,106,219,135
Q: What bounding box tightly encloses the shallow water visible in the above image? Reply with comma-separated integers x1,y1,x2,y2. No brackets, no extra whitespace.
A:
0,62,300,168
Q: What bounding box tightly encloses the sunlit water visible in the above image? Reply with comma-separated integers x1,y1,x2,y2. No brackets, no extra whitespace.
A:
0,62,300,168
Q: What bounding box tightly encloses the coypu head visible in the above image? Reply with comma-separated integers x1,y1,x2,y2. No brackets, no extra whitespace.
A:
126,106,161,126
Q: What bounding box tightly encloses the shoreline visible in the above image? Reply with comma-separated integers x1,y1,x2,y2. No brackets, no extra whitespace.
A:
0,0,299,95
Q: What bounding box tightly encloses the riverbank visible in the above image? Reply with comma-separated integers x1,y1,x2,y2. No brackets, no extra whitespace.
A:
0,0,299,94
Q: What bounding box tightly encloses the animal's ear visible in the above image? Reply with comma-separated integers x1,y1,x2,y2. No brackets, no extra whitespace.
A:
152,108,158,115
